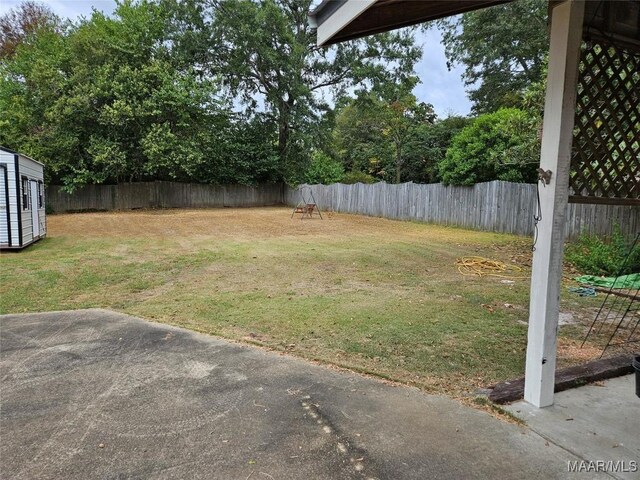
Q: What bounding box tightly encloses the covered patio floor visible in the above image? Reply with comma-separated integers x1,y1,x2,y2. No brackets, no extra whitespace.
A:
507,375,639,480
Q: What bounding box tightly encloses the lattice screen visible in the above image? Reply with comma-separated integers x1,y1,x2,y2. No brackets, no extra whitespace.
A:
570,40,640,205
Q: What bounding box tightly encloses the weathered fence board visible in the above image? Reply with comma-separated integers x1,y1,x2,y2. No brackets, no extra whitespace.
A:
47,181,284,213
285,181,639,239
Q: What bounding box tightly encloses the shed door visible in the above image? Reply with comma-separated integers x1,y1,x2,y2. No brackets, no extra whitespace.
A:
0,167,8,245
30,180,39,239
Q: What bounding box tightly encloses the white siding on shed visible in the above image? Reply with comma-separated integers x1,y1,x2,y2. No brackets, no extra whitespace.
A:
18,155,45,244
0,148,46,248
0,164,8,246
0,151,19,247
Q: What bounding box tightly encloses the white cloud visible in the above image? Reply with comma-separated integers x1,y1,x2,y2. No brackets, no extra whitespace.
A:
413,27,471,118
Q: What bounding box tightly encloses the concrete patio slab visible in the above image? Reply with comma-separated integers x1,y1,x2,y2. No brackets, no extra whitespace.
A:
506,375,640,480
1,309,612,479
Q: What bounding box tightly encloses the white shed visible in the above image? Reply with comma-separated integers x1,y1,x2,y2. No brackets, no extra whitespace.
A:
0,146,46,249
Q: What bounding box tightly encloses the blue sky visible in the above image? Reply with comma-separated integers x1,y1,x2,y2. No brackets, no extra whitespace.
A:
0,0,472,117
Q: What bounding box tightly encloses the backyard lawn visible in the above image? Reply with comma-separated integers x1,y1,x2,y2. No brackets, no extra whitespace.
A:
0,207,602,396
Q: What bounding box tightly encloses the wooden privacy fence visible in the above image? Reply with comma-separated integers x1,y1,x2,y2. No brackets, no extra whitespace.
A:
46,180,638,239
47,181,284,213
285,181,639,239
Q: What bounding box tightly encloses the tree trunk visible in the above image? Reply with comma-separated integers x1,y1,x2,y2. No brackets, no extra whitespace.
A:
395,142,402,184
278,121,288,162
277,97,295,174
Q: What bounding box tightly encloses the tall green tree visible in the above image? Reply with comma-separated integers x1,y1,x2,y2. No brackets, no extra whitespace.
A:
0,11,68,173
166,0,422,182
1,1,236,189
377,87,436,183
332,86,436,183
437,0,548,113
331,95,388,178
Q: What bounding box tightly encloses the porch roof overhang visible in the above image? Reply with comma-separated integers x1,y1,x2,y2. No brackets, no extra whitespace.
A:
309,0,512,46
310,0,640,50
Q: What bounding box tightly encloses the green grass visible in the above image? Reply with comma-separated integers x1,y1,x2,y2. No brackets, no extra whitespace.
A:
0,208,599,395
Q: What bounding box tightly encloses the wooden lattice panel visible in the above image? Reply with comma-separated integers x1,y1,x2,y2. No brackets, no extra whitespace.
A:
570,40,640,205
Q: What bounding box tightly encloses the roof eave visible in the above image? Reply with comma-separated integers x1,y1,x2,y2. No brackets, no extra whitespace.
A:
310,0,513,46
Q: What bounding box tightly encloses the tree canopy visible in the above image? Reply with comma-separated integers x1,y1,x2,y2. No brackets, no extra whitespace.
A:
166,0,421,182
0,1,62,58
1,0,425,189
1,0,551,190
437,0,548,114
330,84,437,184
439,108,540,185
1,1,236,189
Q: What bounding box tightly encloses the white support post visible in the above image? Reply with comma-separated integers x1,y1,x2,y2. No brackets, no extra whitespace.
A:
524,0,584,408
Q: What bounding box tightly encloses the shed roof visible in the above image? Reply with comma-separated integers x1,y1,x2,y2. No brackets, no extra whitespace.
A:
0,146,18,155
0,146,45,167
